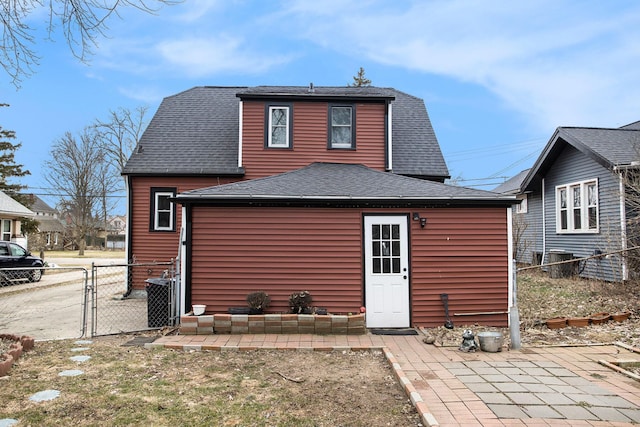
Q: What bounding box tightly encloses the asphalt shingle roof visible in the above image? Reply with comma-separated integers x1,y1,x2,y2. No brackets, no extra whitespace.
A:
0,191,33,217
122,86,449,179
522,125,640,192
177,162,512,204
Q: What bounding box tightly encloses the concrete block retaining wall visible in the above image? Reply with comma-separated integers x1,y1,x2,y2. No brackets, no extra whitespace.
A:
179,313,366,335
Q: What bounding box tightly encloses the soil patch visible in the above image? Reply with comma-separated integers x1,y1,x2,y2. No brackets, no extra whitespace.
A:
0,335,420,426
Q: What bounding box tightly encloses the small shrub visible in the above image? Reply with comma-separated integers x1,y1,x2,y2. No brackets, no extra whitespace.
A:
246,291,271,312
289,291,313,314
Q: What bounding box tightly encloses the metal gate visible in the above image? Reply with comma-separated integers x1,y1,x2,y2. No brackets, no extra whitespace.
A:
88,260,178,337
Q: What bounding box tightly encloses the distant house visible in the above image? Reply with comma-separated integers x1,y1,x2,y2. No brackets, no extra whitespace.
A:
123,85,516,328
23,194,65,251
500,121,640,282
0,191,34,249
105,215,126,250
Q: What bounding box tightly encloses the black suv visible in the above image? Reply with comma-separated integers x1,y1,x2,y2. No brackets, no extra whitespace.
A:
0,241,44,283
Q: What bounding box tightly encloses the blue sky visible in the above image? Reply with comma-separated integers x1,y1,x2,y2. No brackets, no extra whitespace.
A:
2,0,640,213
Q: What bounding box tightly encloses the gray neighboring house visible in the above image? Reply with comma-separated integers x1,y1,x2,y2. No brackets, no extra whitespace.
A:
25,194,65,251
499,122,640,282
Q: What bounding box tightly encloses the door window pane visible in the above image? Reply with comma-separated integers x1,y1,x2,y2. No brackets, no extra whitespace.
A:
371,222,402,275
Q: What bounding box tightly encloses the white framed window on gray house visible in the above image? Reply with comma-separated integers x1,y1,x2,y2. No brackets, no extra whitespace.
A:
328,105,355,149
266,105,291,148
1,219,10,241
150,188,176,232
556,179,598,233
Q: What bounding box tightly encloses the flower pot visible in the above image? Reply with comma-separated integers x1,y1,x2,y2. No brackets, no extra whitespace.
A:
611,311,631,322
567,317,590,327
192,304,206,316
546,317,567,329
589,312,610,325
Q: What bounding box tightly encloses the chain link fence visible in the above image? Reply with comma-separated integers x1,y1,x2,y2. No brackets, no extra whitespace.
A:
89,261,178,337
0,260,177,340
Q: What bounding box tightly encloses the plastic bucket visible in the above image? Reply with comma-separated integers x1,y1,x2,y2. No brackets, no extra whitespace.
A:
477,331,503,352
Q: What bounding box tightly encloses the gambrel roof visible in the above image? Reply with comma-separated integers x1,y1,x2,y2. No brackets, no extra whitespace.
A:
176,162,513,206
522,126,640,191
122,86,450,180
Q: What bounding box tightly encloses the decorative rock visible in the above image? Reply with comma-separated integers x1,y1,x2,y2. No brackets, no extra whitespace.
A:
59,369,84,377
70,347,90,352
70,355,91,363
0,419,19,427
74,340,93,345
29,389,61,402
423,336,436,345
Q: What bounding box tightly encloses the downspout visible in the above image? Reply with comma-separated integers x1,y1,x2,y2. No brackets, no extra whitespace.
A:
179,208,187,315
541,177,546,264
616,168,628,281
386,102,393,171
238,101,243,169
507,206,521,349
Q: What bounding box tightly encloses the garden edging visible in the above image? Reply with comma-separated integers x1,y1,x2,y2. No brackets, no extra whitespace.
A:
179,313,366,335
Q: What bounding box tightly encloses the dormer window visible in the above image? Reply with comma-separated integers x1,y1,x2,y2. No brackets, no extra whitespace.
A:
329,105,355,149
266,105,292,148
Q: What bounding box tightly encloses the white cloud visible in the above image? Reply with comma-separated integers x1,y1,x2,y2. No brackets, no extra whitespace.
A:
280,0,640,130
156,35,292,77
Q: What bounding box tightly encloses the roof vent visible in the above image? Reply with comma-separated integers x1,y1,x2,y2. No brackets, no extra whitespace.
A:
308,82,314,93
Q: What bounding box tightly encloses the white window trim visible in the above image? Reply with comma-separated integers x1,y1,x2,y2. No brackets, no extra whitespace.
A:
267,106,290,148
555,179,599,234
154,191,175,231
1,219,11,241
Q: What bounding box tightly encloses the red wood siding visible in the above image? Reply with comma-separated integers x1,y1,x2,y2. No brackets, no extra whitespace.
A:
410,208,509,327
188,206,509,326
129,176,240,287
242,101,386,179
190,208,364,314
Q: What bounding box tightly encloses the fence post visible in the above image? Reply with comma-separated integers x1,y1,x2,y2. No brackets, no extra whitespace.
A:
509,260,521,350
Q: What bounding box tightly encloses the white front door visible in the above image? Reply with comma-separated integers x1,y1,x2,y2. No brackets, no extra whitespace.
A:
364,215,410,328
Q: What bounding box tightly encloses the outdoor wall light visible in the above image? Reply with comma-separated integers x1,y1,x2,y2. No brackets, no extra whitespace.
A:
413,213,427,228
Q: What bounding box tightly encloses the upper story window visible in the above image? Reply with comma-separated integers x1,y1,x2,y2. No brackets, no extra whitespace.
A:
556,179,598,233
329,105,355,149
266,105,292,148
150,188,176,232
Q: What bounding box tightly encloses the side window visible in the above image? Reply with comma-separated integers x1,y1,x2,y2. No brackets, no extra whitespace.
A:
265,104,292,148
1,219,11,241
150,188,176,232
328,105,355,149
555,179,598,233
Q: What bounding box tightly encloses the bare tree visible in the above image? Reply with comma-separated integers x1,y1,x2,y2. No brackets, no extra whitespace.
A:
93,106,148,176
1,0,180,87
44,128,107,255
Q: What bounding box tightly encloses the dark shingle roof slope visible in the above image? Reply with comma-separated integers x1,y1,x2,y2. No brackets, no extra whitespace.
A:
493,169,530,195
123,86,246,175
122,86,449,179
177,162,513,205
522,126,640,191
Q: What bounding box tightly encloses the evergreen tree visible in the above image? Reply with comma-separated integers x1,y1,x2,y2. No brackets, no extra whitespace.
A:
0,104,37,234
349,67,372,87
0,104,30,199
